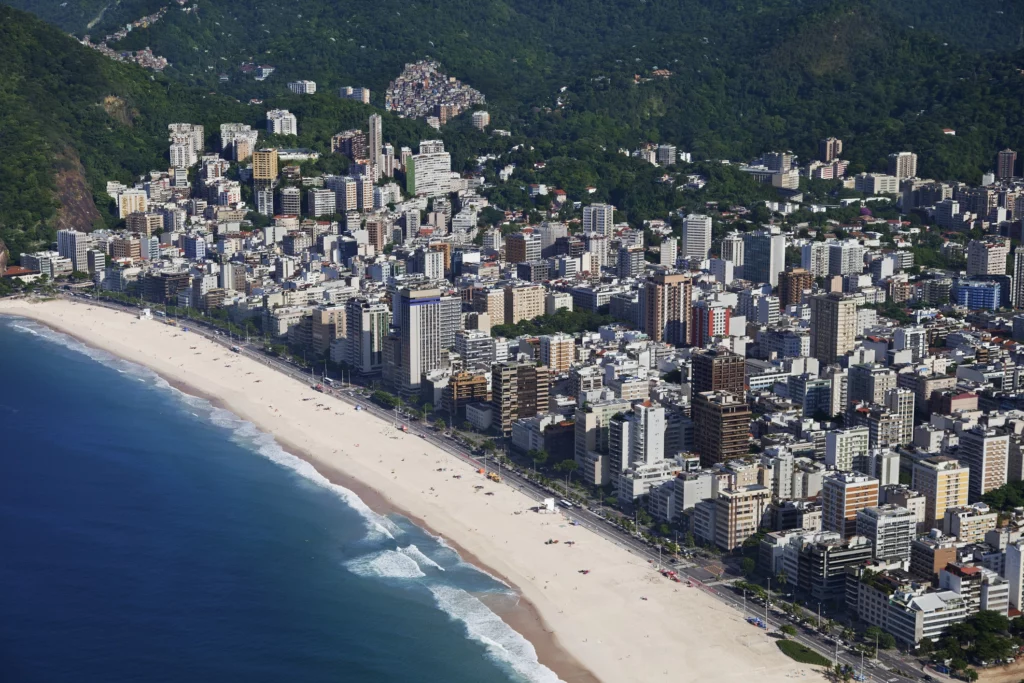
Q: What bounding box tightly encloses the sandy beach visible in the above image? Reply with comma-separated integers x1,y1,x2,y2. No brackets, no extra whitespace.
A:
0,298,822,683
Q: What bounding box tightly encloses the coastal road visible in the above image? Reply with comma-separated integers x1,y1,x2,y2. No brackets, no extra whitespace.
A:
69,296,921,682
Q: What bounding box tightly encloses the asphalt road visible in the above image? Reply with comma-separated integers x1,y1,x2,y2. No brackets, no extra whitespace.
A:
71,295,929,682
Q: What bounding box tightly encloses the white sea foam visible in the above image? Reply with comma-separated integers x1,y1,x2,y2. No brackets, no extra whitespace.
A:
429,585,562,683
398,544,445,571
432,535,511,588
345,549,426,579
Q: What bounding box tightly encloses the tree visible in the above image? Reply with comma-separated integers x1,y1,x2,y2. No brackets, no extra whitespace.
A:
780,624,797,638
423,402,434,416
433,418,446,431
555,459,579,484
741,557,756,577
776,570,788,590
962,669,978,683
528,449,549,471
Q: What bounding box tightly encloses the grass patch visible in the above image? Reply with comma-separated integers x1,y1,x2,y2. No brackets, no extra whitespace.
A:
776,640,831,666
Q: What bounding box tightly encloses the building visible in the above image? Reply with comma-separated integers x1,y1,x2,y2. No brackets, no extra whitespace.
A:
802,241,830,278
828,240,865,276
912,456,969,528
582,204,614,238
368,114,383,170
997,148,1017,180
339,86,371,103
943,503,998,543
391,287,442,398
252,148,279,184
287,80,316,94
617,245,645,278
721,232,745,270
779,267,813,307
659,237,678,268
331,130,369,160
692,390,750,467
472,111,490,130
819,137,843,162
887,152,918,180
856,504,915,563
821,471,879,538
966,237,1010,277
266,109,298,135
957,426,1009,502
742,230,785,287
640,272,692,345
952,279,1000,310
538,333,574,373
505,233,542,264
117,189,148,218
681,214,712,260
825,427,870,472
56,229,90,274
691,348,745,396
442,371,490,417
809,293,859,364
503,285,544,325
492,362,550,436
714,486,772,550
344,298,389,375
406,151,451,197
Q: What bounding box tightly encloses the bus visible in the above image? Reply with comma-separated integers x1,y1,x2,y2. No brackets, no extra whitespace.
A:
558,499,573,509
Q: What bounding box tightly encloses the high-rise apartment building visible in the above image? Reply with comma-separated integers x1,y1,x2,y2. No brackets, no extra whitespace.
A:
406,151,451,197
819,137,843,162
368,114,383,170
802,241,830,278
742,230,786,287
825,426,871,472
681,214,712,261
266,109,298,135
503,284,545,325
492,362,550,436
582,204,615,238
505,232,542,264
331,130,369,160
1014,249,1024,309
720,232,744,270
692,390,750,467
472,111,490,130
287,80,317,95
821,471,879,538
714,486,772,550
887,152,918,180
539,333,574,373
958,427,1009,503
997,149,1017,180
690,300,731,346
809,293,859,364
659,237,678,268
779,267,813,306
56,229,90,274
828,239,866,276
252,148,279,184
392,287,442,398
912,456,969,527
691,348,745,396
856,504,915,563
640,271,692,345
966,237,1010,277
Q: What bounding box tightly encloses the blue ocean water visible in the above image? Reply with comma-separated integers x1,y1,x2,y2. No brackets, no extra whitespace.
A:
0,317,559,683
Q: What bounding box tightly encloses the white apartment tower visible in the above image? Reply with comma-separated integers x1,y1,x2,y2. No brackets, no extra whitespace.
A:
266,109,298,136
681,214,712,261
583,204,615,238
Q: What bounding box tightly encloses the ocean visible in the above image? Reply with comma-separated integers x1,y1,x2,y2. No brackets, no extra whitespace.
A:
0,317,560,683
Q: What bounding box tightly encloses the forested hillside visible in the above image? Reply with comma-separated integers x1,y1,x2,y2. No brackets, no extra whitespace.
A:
98,0,1024,180
2,0,1024,259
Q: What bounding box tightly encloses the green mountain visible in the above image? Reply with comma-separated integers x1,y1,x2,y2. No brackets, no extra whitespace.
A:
95,0,1024,178
0,5,445,260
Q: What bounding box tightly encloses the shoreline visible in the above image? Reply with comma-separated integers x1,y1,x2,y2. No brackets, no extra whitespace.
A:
0,298,822,683
2,306,594,682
